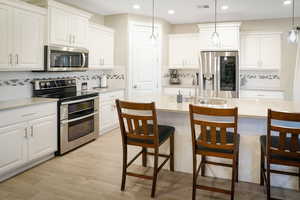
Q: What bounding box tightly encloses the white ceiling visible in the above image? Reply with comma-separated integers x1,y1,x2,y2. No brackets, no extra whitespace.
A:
58,0,300,24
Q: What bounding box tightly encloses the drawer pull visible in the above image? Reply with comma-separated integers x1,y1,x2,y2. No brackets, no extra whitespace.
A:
22,113,36,117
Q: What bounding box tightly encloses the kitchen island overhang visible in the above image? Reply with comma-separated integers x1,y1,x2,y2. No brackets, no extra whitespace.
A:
120,95,300,190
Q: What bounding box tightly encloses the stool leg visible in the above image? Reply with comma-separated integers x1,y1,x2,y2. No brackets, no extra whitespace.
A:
260,146,265,186
170,134,174,171
121,145,127,191
236,148,239,183
266,158,271,200
142,147,147,167
192,152,197,200
151,148,159,198
231,155,236,200
200,155,206,177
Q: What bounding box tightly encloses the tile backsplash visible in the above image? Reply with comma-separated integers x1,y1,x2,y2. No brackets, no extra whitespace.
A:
0,66,126,101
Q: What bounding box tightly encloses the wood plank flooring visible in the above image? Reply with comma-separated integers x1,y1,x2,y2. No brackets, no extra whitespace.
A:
0,129,299,200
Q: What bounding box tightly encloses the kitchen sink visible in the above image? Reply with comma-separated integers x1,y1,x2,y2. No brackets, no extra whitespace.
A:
197,98,227,105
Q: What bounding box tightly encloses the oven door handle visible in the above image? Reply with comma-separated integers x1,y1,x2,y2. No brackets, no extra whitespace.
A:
61,97,98,105
61,112,98,124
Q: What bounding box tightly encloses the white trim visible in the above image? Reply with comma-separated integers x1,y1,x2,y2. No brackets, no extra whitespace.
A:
127,21,162,96
0,0,47,15
198,22,242,29
47,0,92,19
89,22,115,34
240,31,283,36
169,33,200,38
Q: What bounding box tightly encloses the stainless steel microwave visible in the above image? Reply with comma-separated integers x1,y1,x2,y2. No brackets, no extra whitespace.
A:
43,46,89,72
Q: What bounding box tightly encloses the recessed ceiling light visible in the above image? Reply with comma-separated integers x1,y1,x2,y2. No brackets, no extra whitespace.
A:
132,4,141,10
168,10,175,15
221,5,229,10
283,0,292,5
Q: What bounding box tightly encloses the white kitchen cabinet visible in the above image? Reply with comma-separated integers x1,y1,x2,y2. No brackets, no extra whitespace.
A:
89,23,114,69
28,115,57,161
198,22,241,50
0,1,45,71
99,90,124,134
48,0,91,48
169,34,199,69
0,102,57,181
0,123,27,175
240,32,282,70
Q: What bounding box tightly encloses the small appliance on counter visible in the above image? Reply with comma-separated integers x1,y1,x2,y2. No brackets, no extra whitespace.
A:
169,69,181,84
100,75,108,88
32,78,99,155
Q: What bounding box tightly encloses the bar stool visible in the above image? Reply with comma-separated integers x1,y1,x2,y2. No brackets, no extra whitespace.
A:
189,105,240,200
115,99,175,198
260,109,300,200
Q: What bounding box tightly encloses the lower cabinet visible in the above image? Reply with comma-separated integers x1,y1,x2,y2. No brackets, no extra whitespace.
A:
99,90,124,135
0,102,57,181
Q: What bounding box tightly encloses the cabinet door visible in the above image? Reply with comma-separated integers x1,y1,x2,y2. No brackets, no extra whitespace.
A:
0,123,27,174
240,35,260,69
199,29,215,50
169,36,186,67
101,30,114,67
260,35,281,69
14,8,44,70
100,101,115,134
0,4,13,70
184,35,199,67
88,26,101,68
70,14,88,48
219,28,239,50
49,7,70,46
28,115,57,161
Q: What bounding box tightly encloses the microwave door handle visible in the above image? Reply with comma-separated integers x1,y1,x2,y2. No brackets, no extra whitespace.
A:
81,53,86,68
61,112,98,124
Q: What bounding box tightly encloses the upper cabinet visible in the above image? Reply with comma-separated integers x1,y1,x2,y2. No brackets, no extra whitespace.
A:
48,0,91,48
240,32,282,70
88,23,114,69
0,1,46,71
168,34,200,69
198,22,241,50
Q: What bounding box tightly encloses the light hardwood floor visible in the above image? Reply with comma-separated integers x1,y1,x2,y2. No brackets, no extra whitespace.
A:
0,129,299,200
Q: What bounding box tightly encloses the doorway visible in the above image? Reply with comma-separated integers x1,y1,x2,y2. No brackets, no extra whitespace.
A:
128,22,162,96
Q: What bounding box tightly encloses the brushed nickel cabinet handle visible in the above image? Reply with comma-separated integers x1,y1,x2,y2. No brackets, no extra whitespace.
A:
31,126,34,137
15,54,19,65
9,54,12,65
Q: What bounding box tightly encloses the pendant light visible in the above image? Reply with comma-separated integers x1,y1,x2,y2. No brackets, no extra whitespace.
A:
288,0,299,43
150,0,157,42
211,0,220,46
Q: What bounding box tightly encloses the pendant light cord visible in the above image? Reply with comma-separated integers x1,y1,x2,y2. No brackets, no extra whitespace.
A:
214,0,217,32
152,0,155,35
292,0,295,27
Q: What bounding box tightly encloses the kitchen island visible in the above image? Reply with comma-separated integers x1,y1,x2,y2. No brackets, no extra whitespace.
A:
121,94,300,190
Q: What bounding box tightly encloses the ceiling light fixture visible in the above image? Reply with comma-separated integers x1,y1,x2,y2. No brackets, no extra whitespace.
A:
150,0,157,43
211,0,220,47
283,0,292,5
221,5,229,10
168,10,175,15
288,0,299,43
132,4,141,10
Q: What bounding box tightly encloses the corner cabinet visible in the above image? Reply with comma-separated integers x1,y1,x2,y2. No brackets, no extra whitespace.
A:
240,32,282,70
198,22,241,50
99,90,124,135
0,102,57,182
48,0,91,48
0,1,46,71
168,34,199,69
89,23,115,70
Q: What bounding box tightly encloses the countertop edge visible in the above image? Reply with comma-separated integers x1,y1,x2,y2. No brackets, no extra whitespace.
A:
0,98,59,112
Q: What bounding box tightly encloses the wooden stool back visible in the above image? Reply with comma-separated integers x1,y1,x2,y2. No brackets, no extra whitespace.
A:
189,105,238,153
267,109,300,161
116,99,159,147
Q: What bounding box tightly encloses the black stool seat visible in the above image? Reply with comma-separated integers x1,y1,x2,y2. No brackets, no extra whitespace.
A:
197,131,240,154
128,124,175,144
260,135,300,162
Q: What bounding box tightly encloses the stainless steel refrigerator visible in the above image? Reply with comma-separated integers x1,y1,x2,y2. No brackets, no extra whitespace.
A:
199,51,239,98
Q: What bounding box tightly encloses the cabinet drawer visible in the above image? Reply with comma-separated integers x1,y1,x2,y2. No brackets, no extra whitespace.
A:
99,90,124,102
0,102,57,127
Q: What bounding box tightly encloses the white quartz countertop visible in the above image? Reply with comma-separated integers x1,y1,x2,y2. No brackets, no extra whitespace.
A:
122,94,300,118
0,98,58,112
93,87,125,93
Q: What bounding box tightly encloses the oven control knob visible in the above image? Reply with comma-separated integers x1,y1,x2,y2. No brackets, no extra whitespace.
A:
46,82,51,88
40,82,45,89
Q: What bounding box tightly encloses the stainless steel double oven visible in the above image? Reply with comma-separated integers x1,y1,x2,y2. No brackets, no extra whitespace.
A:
60,96,99,154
